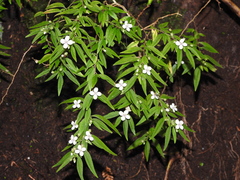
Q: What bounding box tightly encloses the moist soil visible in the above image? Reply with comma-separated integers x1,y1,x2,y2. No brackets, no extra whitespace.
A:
0,1,240,180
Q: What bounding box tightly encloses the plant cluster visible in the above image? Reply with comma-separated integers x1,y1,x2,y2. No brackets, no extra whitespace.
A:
26,0,221,179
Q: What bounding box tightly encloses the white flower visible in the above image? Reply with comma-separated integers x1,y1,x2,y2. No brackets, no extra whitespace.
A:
72,100,81,108
84,130,94,141
60,36,75,49
71,120,78,130
89,87,102,100
175,38,187,49
119,110,131,121
72,157,76,163
150,91,159,99
69,135,78,145
175,61,184,65
122,21,133,31
165,108,170,112
125,106,131,113
75,144,86,157
175,119,184,130
142,65,152,75
170,103,178,112
115,79,127,91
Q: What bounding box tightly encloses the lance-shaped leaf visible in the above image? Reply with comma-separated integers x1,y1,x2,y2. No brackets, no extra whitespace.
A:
92,135,117,156
193,67,201,91
84,151,98,178
144,141,151,161
53,151,71,172
93,114,121,136
163,126,171,151
77,156,84,180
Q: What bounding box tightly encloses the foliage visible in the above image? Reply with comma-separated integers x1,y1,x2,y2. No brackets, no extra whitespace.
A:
27,0,221,179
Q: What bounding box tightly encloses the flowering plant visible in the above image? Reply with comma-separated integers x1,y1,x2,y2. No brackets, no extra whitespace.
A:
27,0,221,179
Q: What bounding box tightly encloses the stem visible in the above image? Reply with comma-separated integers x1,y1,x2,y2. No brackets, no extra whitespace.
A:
0,45,33,105
221,0,240,18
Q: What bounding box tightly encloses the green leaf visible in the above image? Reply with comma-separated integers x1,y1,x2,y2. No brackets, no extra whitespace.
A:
46,2,65,9
176,47,183,69
147,46,166,58
86,68,98,90
193,67,201,91
150,117,165,140
84,151,98,178
0,63,8,72
125,89,139,109
82,94,93,110
108,88,121,100
35,68,50,79
44,9,61,14
117,67,136,80
152,138,164,157
74,43,87,65
199,42,218,53
121,46,142,54
123,119,129,140
114,56,138,65
122,76,137,93
162,41,173,56
185,49,195,69
144,141,151,161
38,54,51,64
55,152,71,172
105,47,119,58
204,55,222,68
145,75,158,92
70,46,77,61
31,31,44,43
151,69,167,86
104,111,119,119
127,134,146,150
75,39,93,61
57,74,64,96
178,130,190,142
128,118,136,135
163,126,171,150
98,74,115,86
183,125,195,132
64,70,80,86
77,156,84,180
0,44,10,50
92,135,117,156
172,127,177,143
99,94,115,110
105,25,115,46
56,8,78,15
15,0,22,8
52,151,71,168
51,45,64,63
34,11,45,17
160,94,175,100
93,115,121,136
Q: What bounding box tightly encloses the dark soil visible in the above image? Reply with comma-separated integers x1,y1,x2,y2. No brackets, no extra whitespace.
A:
0,1,240,180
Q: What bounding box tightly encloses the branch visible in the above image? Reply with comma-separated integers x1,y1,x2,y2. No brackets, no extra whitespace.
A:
142,12,182,30
220,0,240,18
180,0,211,36
0,45,33,105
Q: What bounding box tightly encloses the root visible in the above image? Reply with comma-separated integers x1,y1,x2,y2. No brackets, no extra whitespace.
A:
0,45,33,105
164,152,181,180
220,0,240,18
181,0,212,36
